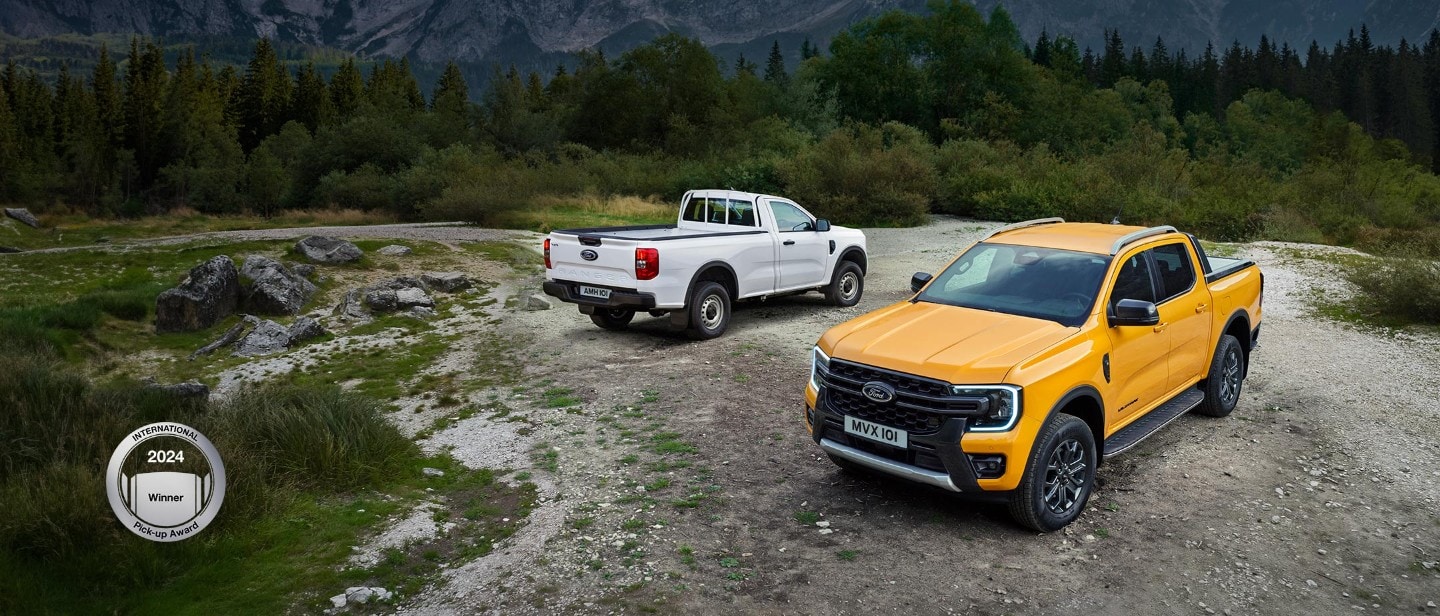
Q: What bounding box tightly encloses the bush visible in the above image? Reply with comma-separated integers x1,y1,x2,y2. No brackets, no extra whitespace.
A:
778,122,936,226
1345,255,1440,324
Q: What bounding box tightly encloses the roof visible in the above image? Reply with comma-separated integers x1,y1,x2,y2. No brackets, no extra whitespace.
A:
984,221,1181,255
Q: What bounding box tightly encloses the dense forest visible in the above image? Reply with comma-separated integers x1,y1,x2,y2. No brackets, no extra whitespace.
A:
1,1,1438,254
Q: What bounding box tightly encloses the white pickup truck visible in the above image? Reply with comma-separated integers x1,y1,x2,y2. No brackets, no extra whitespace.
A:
542,189,869,339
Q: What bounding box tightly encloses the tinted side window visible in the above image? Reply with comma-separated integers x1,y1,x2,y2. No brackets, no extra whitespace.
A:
1110,252,1155,310
727,199,757,227
682,197,709,223
1152,243,1195,301
769,201,813,232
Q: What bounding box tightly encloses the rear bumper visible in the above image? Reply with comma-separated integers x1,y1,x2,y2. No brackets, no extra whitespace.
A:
543,281,658,310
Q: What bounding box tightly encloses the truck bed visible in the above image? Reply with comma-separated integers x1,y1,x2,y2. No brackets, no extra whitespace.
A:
1204,256,1255,283
551,224,766,242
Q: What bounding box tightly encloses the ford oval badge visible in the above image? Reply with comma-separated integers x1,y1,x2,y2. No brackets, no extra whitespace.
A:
861,381,896,403
580,249,598,261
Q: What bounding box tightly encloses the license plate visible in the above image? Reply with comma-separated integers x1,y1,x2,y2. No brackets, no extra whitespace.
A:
578,285,612,300
845,415,907,448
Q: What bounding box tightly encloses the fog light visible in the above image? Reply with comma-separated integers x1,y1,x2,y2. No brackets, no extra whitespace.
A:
968,454,1006,479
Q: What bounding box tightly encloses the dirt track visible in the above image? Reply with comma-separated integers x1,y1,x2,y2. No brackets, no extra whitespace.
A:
373,218,1439,614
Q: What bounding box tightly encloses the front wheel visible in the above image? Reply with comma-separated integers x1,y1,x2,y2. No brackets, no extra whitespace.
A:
686,281,731,340
1195,334,1244,417
589,308,635,330
1008,413,1096,532
825,262,864,307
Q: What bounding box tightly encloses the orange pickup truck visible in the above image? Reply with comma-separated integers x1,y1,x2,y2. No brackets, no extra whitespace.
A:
803,219,1263,531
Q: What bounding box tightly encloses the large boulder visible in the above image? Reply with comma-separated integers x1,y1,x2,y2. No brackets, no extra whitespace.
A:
234,319,291,357
363,288,398,312
155,256,240,333
295,236,363,264
422,272,472,293
357,277,433,314
4,208,40,228
240,255,317,315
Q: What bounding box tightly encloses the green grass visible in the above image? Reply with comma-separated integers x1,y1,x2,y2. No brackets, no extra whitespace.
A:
0,210,395,251
837,550,859,561
794,511,821,525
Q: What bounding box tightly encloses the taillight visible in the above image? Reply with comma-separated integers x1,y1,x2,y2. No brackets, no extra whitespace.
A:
543,238,551,269
635,248,659,280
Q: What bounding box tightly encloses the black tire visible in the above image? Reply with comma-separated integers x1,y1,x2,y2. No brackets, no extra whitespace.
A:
589,308,635,330
686,281,731,340
825,261,864,307
1008,414,1096,532
1195,334,1244,418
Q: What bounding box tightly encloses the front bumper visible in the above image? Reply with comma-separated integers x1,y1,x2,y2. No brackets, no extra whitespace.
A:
807,389,991,495
543,281,657,310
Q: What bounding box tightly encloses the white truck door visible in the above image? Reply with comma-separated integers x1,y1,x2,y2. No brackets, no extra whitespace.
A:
720,197,779,296
767,199,829,289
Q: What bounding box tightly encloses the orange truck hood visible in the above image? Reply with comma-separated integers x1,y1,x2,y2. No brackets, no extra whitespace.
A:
822,300,1078,385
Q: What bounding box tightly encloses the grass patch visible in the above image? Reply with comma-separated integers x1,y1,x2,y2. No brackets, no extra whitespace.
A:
1342,255,1440,325
837,550,858,561
794,511,821,525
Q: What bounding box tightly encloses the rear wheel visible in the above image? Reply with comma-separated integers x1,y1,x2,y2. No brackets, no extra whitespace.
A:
1195,334,1244,417
589,308,635,330
1008,413,1096,532
825,262,864,307
686,281,731,340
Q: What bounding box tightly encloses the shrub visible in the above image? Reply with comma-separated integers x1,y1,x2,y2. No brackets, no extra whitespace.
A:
778,122,936,226
1345,255,1440,324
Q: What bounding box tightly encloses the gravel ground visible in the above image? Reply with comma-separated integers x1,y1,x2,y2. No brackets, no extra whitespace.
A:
22,222,521,254
390,217,1440,615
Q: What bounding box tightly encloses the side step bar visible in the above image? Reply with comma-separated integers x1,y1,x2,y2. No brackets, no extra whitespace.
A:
1102,388,1205,458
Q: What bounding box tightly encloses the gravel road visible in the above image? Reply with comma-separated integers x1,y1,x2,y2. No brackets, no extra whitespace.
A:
175,218,1433,615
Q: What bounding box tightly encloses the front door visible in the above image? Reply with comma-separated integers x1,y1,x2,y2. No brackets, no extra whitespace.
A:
769,200,829,289
1103,247,1170,432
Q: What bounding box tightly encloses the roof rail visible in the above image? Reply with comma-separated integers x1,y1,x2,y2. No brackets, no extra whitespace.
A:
1110,225,1177,255
983,217,1065,240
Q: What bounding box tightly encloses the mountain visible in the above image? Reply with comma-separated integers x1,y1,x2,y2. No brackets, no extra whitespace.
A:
2,0,1437,70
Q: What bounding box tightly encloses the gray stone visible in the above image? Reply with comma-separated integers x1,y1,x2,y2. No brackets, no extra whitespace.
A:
522,294,552,311
343,586,391,604
145,380,211,400
156,256,240,333
241,255,316,315
395,287,433,308
377,244,412,256
422,271,472,292
333,289,371,322
404,306,437,319
329,594,347,609
188,322,248,359
363,288,398,312
295,236,363,264
422,467,445,477
4,208,40,228
288,316,326,343
290,263,317,279
234,319,291,356
373,276,425,291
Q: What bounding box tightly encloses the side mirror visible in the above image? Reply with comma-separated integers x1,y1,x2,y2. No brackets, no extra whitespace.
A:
814,219,831,232
1110,298,1160,326
911,272,933,293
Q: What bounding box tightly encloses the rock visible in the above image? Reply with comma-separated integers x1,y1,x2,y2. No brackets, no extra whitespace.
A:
818,528,834,535
377,244,412,256
290,263,317,279
155,256,240,333
404,306,437,319
329,594,347,609
395,287,433,308
188,322,248,359
295,236,362,264
343,586,391,604
333,289,369,321
144,380,211,399
363,288,398,312
287,316,326,343
234,319,291,356
422,467,445,477
422,271,472,292
4,207,40,228
513,294,552,311
374,276,425,291
240,255,316,315
0,246,22,253
815,520,830,528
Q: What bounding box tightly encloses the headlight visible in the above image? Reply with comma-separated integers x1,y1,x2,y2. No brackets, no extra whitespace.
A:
809,346,831,392
952,385,1021,432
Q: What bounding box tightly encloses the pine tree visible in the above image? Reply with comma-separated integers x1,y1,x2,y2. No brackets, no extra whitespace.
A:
1424,29,1440,171
291,62,330,132
238,38,293,152
1199,42,1221,115
1032,30,1053,67
800,38,818,60
122,38,169,192
1101,29,1126,87
735,54,757,76
330,57,365,120
1128,46,1148,82
91,45,121,148
764,40,788,85
432,61,470,118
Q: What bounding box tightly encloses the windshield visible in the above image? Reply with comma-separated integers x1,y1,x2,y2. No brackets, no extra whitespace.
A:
916,242,1111,326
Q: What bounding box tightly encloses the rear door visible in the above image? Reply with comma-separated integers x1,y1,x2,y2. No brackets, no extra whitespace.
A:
721,197,779,296
1103,247,1170,428
768,200,829,289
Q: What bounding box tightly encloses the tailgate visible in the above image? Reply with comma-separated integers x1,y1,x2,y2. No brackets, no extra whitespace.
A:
548,233,639,288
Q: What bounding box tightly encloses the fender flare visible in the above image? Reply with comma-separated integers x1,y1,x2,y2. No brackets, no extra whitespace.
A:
686,260,739,302
1039,384,1107,465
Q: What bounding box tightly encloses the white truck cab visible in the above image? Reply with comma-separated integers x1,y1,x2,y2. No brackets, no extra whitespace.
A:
543,189,869,339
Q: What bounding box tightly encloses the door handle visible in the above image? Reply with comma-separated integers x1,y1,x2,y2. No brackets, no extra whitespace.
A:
1195,303,1208,313
1153,322,1169,333
783,240,796,246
